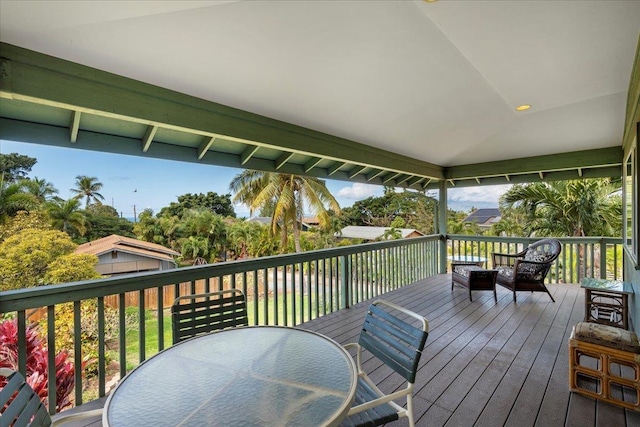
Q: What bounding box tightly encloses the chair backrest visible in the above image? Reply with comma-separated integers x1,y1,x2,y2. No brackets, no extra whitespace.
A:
523,238,562,264
0,369,52,427
358,300,429,383
171,289,248,344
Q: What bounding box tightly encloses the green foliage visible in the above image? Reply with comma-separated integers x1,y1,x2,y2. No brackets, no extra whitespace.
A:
0,153,37,183
82,210,135,242
230,170,340,252
45,198,87,237
0,180,39,223
44,253,101,284
86,203,119,217
158,192,236,219
340,190,436,234
500,179,622,237
0,229,98,291
41,301,128,377
0,210,50,244
21,177,58,202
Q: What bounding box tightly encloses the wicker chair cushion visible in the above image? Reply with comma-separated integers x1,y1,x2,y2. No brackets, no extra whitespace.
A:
523,240,561,263
452,265,483,277
496,266,513,279
573,322,640,353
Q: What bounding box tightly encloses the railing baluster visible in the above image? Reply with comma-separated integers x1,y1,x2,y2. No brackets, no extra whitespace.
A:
157,286,164,352
98,297,106,397
47,305,56,414
73,301,82,405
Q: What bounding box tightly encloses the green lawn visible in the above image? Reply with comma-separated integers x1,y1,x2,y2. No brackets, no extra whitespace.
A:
120,294,333,369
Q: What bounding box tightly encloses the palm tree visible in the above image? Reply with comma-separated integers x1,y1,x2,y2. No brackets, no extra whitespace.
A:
500,179,622,280
500,179,621,238
45,198,87,236
70,175,105,208
227,220,261,259
230,171,340,252
0,179,38,223
21,177,58,202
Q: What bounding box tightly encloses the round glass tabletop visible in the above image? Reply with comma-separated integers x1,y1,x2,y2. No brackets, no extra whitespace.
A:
104,326,357,427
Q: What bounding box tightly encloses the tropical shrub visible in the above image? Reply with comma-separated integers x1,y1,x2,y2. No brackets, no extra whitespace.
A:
0,319,75,411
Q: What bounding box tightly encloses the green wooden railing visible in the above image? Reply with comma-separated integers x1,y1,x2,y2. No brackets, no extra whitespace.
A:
448,235,624,283
0,236,439,414
0,234,623,415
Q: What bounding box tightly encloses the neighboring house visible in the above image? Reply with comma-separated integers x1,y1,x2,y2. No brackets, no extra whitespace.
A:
75,234,180,276
336,226,426,241
247,216,312,231
463,208,501,231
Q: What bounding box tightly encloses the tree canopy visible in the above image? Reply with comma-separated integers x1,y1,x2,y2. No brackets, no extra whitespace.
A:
340,190,436,234
157,192,236,219
0,228,100,291
0,153,37,183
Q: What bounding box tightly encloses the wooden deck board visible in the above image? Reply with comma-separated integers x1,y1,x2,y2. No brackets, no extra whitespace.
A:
61,274,637,426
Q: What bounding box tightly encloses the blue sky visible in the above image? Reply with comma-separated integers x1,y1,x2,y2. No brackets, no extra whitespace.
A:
1,140,507,218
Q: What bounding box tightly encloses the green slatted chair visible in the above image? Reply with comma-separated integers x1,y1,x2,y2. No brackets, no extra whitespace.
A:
340,300,429,427
0,368,102,427
171,289,248,344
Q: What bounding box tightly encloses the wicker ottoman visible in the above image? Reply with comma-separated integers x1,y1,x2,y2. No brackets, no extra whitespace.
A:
569,322,640,411
451,264,498,302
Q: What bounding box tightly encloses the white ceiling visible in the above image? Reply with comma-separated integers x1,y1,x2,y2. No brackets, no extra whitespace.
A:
1,0,638,167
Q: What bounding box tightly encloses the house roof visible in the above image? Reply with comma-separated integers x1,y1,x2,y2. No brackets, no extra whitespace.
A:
337,226,425,241
463,208,502,226
0,1,637,189
75,234,180,262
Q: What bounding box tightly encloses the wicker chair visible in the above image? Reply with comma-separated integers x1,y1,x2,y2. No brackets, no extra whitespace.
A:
491,238,561,302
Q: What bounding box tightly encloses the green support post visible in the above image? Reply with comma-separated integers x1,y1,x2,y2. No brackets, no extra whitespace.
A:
438,180,448,274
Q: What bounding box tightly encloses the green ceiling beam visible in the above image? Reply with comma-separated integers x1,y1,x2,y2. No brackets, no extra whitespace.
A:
197,136,216,160
304,157,322,173
275,152,294,169
142,125,158,153
0,43,443,180
69,110,80,143
445,147,622,180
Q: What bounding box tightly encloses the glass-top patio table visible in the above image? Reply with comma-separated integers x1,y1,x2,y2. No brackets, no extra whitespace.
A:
103,326,357,427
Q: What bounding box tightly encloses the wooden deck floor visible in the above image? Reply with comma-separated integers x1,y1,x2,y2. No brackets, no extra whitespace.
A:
60,274,639,426
302,274,640,427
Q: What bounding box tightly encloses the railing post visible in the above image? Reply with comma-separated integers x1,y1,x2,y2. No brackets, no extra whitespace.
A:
340,255,350,309
600,238,607,279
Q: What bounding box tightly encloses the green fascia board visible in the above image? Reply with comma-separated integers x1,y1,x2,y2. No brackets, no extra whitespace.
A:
0,42,443,180
425,165,621,190
444,147,622,180
623,33,640,154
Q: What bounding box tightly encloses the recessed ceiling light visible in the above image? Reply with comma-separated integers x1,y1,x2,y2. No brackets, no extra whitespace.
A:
515,104,531,111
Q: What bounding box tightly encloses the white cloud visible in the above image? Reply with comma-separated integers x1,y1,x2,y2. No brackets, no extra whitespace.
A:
448,184,512,203
337,183,380,200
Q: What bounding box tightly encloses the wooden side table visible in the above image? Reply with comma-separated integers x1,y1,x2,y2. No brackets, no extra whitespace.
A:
581,278,634,330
